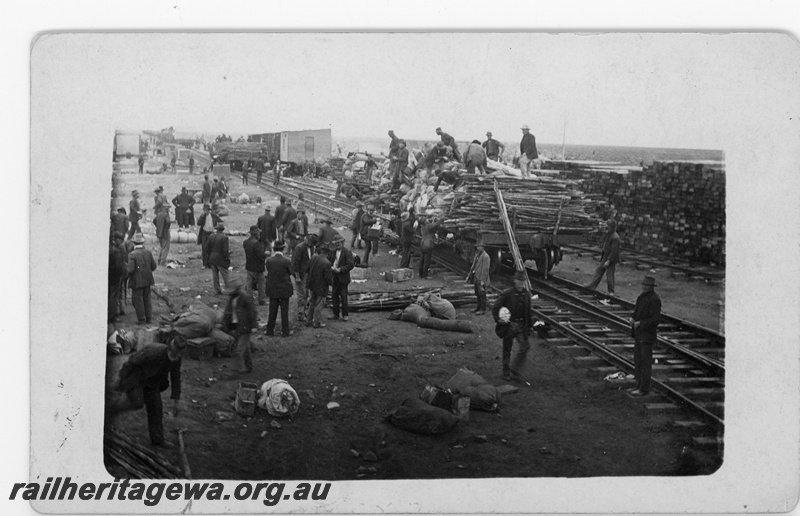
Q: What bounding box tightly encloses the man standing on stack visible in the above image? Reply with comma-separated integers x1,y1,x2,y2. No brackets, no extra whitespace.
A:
171,187,195,229
388,130,401,157
390,140,409,191
292,234,316,323
436,127,462,161
492,270,533,382
468,242,491,315
399,211,415,269
464,139,488,175
285,207,309,255
127,233,157,325
222,278,258,374
349,201,364,250
628,275,661,397
519,124,539,178
482,132,505,162
306,244,333,328
154,205,172,267
329,235,354,322
418,216,441,279
243,225,267,306
258,205,278,252
202,175,213,204
274,197,288,242
205,222,231,295
585,219,621,296
196,204,221,269
264,241,295,337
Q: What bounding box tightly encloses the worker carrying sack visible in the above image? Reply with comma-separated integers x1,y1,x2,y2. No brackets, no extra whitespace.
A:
385,397,459,436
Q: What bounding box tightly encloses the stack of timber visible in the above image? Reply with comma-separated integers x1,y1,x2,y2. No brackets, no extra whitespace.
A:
444,176,600,236
104,426,184,479
553,161,725,265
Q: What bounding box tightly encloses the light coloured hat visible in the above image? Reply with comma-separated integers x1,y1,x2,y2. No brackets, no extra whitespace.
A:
520,124,530,130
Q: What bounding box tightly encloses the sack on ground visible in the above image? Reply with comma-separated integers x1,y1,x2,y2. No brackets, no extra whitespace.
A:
258,379,300,417
417,292,456,320
417,317,473,333
172,303,216,338
401,303,430,323
386,397,459,436
237,193,250,204
445,367,500,412
209,328,236,357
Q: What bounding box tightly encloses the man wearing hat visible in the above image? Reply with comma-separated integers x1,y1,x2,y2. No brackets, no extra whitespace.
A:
329,235,355,322
306,244,333,328
128,190,144,240
317,216,339,250
108,232,127,322
628,275,662,397
423,141,454,171
435,127,461,162
126,232,158,324
467,242,491,315
153,186,168,215
280,199,297,242
172,187,196,228
205,222,231,295
389,140,409,191
399,211,415,268
196,204,222,268
388,130,401,156
202,175,213,204
482,132,505,162
154,204,172,266
243,225,268,305
274,197,288,241
585,218,621,295
264,241,295,337
350,201,365,250
464,139,488,175
418,216,442,279
359,205,380,266
112,332,187,447
492,269,534,381
257,205,278,251
285,206,309,255
222,277,259,373
110,207,129,240
137,154,145,174
519,125,539,178
292,234,317,322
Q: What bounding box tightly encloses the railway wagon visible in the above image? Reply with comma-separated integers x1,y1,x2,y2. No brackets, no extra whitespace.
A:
248,128,332,167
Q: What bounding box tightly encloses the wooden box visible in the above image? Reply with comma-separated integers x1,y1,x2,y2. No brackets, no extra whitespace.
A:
351,267,371,280
385,268,414,283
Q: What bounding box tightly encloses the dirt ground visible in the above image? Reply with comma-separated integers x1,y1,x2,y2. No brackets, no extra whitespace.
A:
107,167,724,480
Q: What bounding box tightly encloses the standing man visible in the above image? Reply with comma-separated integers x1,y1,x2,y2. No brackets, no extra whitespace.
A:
285,207,309,255
482,132,505,162
189,155,195,175
519,124,539,178
243,225,267,306
306,244,333,329
274,197,288,242
464,139,488,175
255,156,264,185
418,216,441,279
399,211,415,269
292,234,316,323
359,206,380,266
154,205,171,266
257,205,278,252
108,232,126,322
492,270,534,382
222,278,258,374
137,154,145,174
390,140,409,191
218,176,229,202
113,333,187,447
436,127,462,161
172,187,195,229
110,207,129,240
127,233,157,325
295,193,307,215
205,222,231,295
585,219,621,295
468,242,491,315
153,186,167,215
350,201,364,250
264,241,295,337
628,276,662,397
280,199,297,243
170,154,177,174
242,162,251,185
202,175,213,204
273,160,282,187
196,204,221,269
211,178,221,203
388,130,401,156
317,217,338,250
329,235,355,322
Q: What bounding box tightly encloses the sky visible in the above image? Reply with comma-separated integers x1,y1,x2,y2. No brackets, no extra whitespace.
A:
32,32,799,150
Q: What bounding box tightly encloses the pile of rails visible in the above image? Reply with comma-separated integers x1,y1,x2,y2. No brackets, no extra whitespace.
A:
444,176,600,235
104,426,184,479
556,161,725,264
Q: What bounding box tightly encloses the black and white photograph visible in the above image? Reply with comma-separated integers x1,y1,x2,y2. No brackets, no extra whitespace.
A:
13,6,800,515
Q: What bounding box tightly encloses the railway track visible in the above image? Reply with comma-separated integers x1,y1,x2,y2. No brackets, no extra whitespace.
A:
248,169,725,458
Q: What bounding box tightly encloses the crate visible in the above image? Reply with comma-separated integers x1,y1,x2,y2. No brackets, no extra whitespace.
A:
351,267,371,280
419,384,453,411
186,337,215,360
235,382,259,417
385,268,414,283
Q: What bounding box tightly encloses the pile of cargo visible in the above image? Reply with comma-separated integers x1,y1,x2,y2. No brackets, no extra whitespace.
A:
554,161,725,264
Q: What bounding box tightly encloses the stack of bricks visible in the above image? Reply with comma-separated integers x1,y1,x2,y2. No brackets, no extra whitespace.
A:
554,161,725,265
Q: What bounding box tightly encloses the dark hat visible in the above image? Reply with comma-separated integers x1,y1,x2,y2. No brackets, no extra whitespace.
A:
280,196,286,202
215,222,225,230
249,225,260,235
472,139,481,144
181,186,187,192
213,178,219,182
203,203,211,210
436,141,445,147
131,189,139,196
642,275,657,286
157,186,164,191
132,233,145,244
273,241,286,251
112,231,124,240
168,333,188,353
514,269,527,281
307,234,318,245
320,217,332,224
486,131,493,136
435,127,442,132
117,207,126,213
399,139,406,145
333,235,345,244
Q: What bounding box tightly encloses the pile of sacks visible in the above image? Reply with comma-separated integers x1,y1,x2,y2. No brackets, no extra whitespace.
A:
396,293,472,333
171,302,236,358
